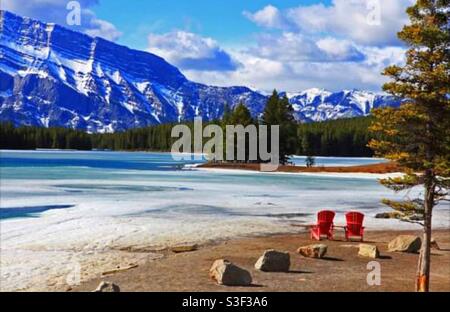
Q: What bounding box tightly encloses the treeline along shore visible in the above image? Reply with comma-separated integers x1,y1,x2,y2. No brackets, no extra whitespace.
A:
0,116,375,157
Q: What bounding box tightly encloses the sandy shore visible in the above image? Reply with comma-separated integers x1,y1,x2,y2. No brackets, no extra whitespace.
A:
68,229,450,292
199,161,400,174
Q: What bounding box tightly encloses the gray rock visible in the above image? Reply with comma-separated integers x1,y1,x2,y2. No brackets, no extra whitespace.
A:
388,235,422,253
209,259,252,286
93,281,120,292
255,250,290,272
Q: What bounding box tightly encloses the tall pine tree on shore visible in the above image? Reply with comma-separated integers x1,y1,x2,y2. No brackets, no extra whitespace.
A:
226,102,256,162
369,0,450,292
262,90,298,165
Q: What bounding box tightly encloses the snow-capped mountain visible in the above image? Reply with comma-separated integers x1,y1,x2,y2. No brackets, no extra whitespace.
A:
285,88,401,123
0,11,401,133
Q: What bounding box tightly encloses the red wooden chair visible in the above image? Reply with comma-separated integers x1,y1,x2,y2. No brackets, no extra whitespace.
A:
310,210,335,241
345,212,365,241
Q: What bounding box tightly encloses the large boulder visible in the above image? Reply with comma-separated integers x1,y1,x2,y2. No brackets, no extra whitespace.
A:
255,250,291,272
297,244,328,259
358,244,380,258
388,235,422,253
93,281,120,292
209,259,252,286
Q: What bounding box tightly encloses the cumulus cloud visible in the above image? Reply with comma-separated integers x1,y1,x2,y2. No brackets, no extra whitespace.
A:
161,28,386,92
147,31,240,71
249,33,365,63
184,45,405,93
245,0,414,46
0,0,121,41
243,5,286,29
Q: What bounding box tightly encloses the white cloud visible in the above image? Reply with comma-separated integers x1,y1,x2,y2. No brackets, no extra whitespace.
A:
1,0,121,41
246,0,414,46
249,33,365,63
83,12,121,41
183,52,292,91
316,37,366,61
242,5,286,29
144,20,406,92
183,44,405,93
147,31,239,71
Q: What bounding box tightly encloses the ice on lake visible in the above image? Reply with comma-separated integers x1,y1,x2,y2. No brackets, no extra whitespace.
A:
1,150,448,291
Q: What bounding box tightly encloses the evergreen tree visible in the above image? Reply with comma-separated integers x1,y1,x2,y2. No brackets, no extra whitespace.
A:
230,102,253,126
222,103,233,125
262,90,298,165
369,0,450,292
226,102,256,162
1,116,377,157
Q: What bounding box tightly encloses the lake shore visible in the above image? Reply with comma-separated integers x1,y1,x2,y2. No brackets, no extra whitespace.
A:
198,161,400,174
68,229,450,292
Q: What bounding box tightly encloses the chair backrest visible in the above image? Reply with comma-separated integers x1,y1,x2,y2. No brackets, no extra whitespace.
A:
318,210,335,223
316,210,335,234
345,211,364,235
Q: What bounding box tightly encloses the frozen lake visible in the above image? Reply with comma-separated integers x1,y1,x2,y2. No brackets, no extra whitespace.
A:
0,150,448,291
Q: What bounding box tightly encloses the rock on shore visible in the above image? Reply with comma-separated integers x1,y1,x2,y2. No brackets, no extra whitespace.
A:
297,244,328,259
388,235,422,253
255,250,291,272
209,259,252,286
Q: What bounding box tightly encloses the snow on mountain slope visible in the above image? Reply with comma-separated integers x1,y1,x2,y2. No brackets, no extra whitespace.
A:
285,88,401,123
0,10,401,133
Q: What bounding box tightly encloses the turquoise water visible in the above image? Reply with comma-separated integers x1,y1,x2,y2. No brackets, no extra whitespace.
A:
0,150,202,180
0,150,443,225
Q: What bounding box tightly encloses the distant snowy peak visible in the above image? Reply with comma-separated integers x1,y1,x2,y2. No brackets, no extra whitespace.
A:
0,10,401,133
287,88,331,99
285,88,401,122
287,88,332,107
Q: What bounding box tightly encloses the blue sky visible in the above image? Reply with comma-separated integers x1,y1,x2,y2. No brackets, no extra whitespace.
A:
2,0,413,92
94,0,332,50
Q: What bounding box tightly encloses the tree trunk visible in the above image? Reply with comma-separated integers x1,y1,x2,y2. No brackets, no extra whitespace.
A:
416,170,434,292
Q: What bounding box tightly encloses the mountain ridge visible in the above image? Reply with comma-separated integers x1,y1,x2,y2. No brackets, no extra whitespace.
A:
0,10,401,133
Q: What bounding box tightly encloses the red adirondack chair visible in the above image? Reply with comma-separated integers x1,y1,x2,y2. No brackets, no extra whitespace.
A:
310,210,335,241
345,212,365,241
